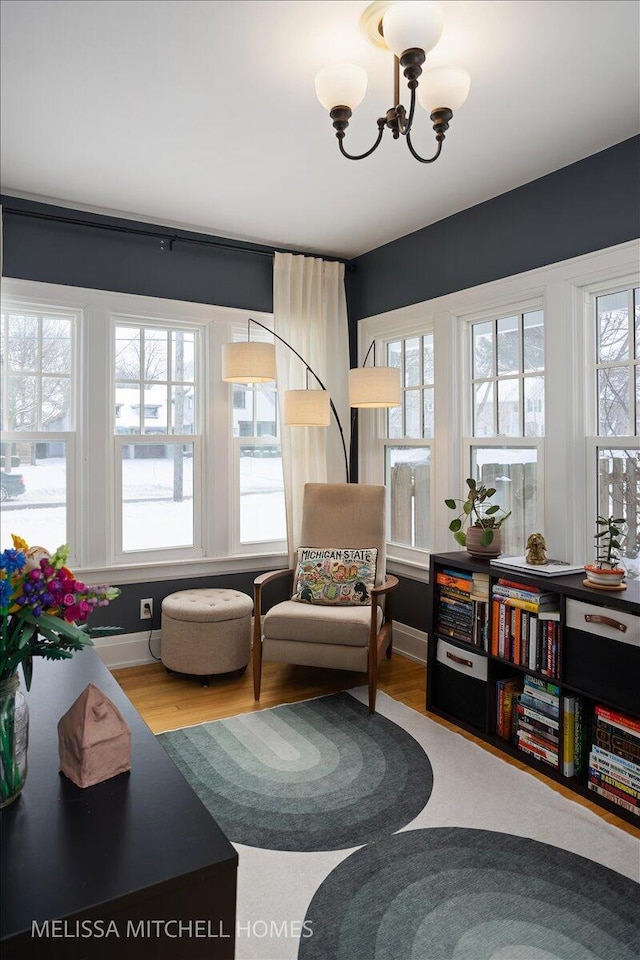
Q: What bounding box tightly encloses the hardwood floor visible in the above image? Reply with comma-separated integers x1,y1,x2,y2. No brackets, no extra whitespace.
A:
112,654,639,838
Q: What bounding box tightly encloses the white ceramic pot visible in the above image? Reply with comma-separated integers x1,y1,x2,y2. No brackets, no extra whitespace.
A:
584,564,626,586
466,526,502,558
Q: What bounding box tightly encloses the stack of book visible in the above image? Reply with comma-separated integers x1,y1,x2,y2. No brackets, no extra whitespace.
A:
588,706,639,817
516,675,560,768
435,568,489,649
490,578,560,676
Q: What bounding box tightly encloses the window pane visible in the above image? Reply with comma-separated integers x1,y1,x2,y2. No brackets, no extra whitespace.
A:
171,384,194,434
239,443,286,544
472,322,493,378
115,384,140,433
172,330,195,381
523,310,544,372
386,446,431,549
42,317,72,374
7,315,38,371
498,378,520,436
597,291,629,363
598,367,630,436
423,387,434,439
634,288,639,360
387,341,402,371
144,328,168,381
121,443,194,551
473,382,494,437
9,374,37,430
423,334,434,384
0,440,67,549
524,376,545,437
41,377,71,431
255,386,278,436
597,448,639,578
471,446,538,556
497,316,519,375
115,327,141,380
388,405,402,439
405,338,421,387
405,389,420,438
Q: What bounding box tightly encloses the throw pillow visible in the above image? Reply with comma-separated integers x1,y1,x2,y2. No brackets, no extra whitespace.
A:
291,547,378,605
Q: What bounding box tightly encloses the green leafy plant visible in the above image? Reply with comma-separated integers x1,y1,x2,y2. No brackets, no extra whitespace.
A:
593,514,626,570
445,478,511,548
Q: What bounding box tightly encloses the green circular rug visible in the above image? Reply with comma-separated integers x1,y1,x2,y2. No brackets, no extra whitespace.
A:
299,827,640,959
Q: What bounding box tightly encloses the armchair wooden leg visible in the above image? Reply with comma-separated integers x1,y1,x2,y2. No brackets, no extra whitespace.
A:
253,636,262,701
386,629,393,659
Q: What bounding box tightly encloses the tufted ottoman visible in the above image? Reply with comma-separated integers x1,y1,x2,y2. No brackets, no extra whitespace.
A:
161,588,253,684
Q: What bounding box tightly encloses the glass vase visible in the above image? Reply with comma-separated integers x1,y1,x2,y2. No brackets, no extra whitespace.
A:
0,672,29,808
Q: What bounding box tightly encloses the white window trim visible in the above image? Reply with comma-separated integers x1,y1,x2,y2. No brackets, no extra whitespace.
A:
0,277,286,582
357,239,640,577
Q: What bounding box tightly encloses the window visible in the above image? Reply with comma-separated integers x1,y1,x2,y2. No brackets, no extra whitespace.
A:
0,306,77,554
231,331,286,551
467,309,544,556
589,285,639,577
384,334,434,558
113,320,201,559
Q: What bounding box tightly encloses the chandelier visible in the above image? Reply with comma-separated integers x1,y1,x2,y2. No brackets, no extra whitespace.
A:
315,0,470,163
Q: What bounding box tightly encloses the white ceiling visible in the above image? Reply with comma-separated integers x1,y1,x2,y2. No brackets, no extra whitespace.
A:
1,0,638,259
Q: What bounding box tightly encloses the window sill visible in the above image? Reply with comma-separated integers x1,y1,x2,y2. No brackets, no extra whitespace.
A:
77,552,289,585
386,556,430,583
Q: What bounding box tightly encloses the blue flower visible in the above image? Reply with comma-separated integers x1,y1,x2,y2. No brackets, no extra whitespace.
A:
0,549,26,573
0,579,13,607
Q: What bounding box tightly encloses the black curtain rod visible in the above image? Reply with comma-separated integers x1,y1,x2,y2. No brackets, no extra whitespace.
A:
2,205,351,265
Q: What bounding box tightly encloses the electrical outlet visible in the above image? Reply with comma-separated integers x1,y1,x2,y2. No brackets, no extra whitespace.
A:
140,598,153,620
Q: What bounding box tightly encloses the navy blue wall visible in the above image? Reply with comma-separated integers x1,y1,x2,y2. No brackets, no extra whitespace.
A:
350,136,640,322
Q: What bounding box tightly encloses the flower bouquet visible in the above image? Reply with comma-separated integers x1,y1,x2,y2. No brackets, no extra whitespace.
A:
0,535,120,806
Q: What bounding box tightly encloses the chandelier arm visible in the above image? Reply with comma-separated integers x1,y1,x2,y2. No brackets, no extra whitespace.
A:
405,129,444,164
338,119,386,161
401,83,418,137
248,318,350,482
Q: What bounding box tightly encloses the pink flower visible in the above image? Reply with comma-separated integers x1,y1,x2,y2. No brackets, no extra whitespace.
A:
63,593,75,606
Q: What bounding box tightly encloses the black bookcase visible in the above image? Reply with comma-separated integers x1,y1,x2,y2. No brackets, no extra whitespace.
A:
426,551,640,826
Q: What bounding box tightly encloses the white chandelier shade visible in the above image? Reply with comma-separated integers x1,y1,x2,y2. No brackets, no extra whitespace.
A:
284,389,331,427
315,63,368,112
349,366,402,408
221,341,276,384
417,66,471,113
381,0,444,59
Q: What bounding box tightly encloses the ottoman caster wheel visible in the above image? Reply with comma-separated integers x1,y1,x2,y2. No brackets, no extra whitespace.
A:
200,677,210,688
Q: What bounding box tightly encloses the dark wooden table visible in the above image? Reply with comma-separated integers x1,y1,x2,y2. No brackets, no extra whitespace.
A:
0,649,237,960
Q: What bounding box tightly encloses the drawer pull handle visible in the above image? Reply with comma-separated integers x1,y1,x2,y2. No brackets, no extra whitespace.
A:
446,651,473,668
584,614,627,633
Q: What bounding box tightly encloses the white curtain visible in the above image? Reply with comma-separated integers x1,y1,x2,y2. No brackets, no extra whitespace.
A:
273,253,350,561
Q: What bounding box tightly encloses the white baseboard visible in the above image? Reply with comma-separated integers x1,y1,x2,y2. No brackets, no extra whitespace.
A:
94,630,162,669
392,622,427,664
96,621,427,671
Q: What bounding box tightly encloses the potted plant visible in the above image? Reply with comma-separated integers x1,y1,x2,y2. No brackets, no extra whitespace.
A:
584,515,627,587
445,478,511,558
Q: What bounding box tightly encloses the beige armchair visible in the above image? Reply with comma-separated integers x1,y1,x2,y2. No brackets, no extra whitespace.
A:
253,483,399,713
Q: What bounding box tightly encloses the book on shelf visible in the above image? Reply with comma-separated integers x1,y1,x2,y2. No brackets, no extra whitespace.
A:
587,781,639,816
594,705,640,737
588,770,640,807
591,743,640,777
490,556,585,577
492,583,558,605
496,676,522,740
589,753,640,790
563,695,577,776
517,734,559,768
436,571,473,593
517,702,560,732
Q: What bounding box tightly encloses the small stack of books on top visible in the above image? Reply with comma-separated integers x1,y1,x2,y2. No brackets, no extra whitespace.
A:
588,706,640,818
516,675,560,768
435,569,489,649
490,578,560,676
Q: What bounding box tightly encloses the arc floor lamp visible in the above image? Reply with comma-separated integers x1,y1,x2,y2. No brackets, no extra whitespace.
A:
221,319,401,483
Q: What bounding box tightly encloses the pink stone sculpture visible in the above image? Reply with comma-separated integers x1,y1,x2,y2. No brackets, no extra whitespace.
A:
58,683,131,788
